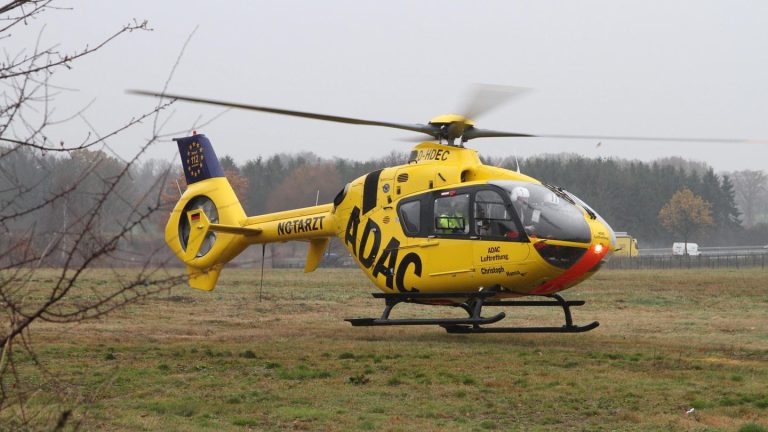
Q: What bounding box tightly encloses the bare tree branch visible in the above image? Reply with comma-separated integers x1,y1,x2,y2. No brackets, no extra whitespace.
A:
0,2,198,426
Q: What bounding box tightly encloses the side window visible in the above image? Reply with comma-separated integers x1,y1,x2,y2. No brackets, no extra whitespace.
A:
474,190,523,241
398,200,420,235
434,194,470,235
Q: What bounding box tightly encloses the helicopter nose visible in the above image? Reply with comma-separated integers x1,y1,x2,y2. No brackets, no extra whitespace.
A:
531,242,610,294
595,218,617,258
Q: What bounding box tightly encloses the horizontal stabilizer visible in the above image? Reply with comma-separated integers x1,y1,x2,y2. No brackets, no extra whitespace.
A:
208,224,262,236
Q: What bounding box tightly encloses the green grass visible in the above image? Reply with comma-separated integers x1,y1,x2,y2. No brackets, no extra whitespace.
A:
5,267,768,431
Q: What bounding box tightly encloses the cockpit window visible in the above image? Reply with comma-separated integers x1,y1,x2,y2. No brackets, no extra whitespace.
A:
434,194,469,234
398,200,420,235
491,181,591,243
564,190,617,249
474,190,524,241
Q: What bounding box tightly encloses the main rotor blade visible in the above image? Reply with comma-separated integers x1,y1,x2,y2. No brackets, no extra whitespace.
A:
464,129,765,144
128,90,438,136
530,133,767,144
461,84,530,121
463,128,536,140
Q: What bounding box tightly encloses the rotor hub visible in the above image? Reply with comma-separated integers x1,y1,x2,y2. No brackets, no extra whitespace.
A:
428,114,476,146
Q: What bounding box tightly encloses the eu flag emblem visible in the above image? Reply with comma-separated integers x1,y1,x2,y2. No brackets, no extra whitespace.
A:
174,134,224,185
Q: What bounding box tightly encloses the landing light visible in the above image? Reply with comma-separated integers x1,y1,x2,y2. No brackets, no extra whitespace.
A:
594,244,604,254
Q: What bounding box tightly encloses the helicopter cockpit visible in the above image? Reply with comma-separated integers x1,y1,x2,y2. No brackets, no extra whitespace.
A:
490,181,592,243
397,180,604,246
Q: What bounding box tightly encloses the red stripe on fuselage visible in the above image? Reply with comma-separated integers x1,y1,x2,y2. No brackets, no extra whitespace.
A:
530,244,608,295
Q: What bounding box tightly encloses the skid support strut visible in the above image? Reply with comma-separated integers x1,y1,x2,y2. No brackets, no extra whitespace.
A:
346,291,598,334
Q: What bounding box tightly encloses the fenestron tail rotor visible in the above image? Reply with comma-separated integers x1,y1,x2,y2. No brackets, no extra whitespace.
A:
129,89,764,146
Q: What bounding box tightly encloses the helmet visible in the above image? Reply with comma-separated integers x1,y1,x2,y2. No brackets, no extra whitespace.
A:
511,186,530,202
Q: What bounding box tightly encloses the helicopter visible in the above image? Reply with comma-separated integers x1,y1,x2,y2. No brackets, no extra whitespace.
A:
132,89,752,334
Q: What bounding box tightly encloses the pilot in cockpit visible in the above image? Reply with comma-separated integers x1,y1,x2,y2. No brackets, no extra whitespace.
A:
511,186,538,234
511,186,530,221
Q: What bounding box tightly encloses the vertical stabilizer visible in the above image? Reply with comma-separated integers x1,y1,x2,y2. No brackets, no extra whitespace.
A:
175,134,225,185
166,134,248,292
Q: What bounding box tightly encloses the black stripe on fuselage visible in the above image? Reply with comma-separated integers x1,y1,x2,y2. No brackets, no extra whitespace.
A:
362,169,383,214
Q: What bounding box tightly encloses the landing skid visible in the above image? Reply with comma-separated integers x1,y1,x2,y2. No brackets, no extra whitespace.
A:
346,291,599,334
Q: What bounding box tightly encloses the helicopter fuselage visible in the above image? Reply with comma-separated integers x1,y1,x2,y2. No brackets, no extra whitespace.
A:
327,142,615,298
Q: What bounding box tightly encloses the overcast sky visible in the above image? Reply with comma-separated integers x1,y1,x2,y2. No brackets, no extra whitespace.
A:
10,1,768,172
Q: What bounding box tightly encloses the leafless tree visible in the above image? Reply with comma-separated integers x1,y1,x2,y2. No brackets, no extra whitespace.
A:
731,170,768,227
0,2,190,428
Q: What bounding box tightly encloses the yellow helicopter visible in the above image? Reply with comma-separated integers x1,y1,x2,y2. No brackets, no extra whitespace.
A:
132,89,746,333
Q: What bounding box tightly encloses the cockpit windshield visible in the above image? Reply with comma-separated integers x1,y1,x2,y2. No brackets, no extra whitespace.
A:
491,181,592,243
563,190,617,249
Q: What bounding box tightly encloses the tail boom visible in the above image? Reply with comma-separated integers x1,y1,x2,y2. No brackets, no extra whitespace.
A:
166,133,338,291
243,204,337,242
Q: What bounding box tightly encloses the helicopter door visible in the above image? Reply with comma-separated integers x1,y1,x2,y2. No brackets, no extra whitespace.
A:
471,189,530,282
424,192,474,280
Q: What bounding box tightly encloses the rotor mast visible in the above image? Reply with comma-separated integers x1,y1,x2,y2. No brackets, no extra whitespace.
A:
428,114,475,147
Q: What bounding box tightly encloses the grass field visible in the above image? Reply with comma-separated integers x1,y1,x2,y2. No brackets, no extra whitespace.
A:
7,267,768,431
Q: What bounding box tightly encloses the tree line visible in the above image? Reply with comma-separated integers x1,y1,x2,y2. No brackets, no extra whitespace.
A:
3,147,766,264
220,150,767,248
0,149,768,265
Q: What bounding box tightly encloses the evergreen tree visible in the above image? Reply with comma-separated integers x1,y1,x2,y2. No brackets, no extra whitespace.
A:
719,174,741,227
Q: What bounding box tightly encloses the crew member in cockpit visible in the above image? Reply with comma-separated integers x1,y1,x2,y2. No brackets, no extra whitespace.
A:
511,186,535,234
436,198,466,233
